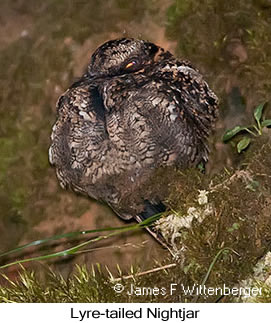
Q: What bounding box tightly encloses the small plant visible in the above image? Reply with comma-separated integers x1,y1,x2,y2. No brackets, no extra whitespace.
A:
223,103,271,153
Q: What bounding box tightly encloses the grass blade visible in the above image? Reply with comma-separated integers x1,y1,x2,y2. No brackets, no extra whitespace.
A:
0,212,163,269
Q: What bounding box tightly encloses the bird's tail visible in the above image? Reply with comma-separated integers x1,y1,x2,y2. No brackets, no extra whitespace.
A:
135,200,169,249
136,200,166,222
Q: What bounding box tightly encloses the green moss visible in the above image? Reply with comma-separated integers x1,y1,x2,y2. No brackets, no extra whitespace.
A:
251,282,271,303
162,135,271,302
0,135,270,302
166,0,271,111
0,0,271,302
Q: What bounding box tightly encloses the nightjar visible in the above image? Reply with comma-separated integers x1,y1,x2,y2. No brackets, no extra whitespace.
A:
49,38,218,245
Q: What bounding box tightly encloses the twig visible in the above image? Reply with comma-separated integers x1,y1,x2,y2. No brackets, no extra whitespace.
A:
112,263,177,282
75,241,149,254
255,173,271,179
209,170,253,191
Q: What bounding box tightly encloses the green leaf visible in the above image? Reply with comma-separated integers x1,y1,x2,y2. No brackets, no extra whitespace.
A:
227,222,240,233
197,161,205,173
261,119,271,128
222,126,247,142
253,102,266,123
237,137,251,153
246,180,260,192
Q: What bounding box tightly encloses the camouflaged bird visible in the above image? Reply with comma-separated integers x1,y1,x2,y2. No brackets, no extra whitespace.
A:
49,38,218,243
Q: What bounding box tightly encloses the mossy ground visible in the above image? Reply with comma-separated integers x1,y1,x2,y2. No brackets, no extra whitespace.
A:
0,0,271,302
1,134,270,303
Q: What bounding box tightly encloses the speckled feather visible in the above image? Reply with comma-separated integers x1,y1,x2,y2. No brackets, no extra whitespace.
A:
49,38,218,224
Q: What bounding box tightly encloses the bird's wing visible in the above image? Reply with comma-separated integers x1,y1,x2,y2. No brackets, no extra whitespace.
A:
102,66,218,170
147,62,219,166
159,62,218,132
49,78,109,198
49,78,139,221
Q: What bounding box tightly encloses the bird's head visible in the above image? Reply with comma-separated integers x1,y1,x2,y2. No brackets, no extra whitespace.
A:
88,38,161,78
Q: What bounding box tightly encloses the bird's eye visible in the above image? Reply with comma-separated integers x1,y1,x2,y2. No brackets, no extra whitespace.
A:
125,61,137,69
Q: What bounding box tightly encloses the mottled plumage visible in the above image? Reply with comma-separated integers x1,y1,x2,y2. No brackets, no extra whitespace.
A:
49,38,218,242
